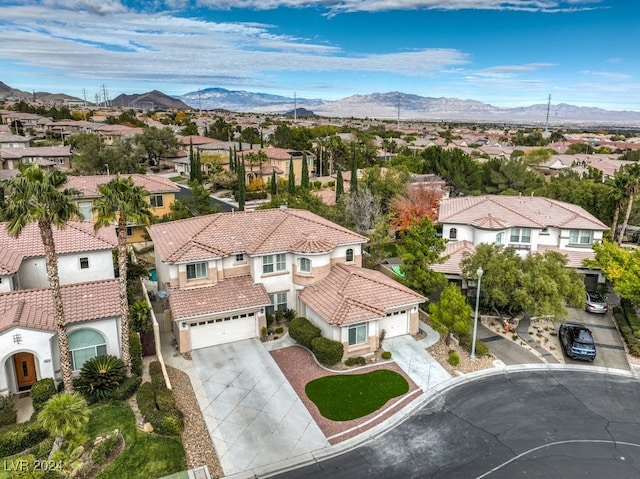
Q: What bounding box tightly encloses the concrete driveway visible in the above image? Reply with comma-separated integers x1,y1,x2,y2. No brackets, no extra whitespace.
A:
190,339,328,476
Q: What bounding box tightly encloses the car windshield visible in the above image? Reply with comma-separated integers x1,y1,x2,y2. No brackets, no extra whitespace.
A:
588,292,604,302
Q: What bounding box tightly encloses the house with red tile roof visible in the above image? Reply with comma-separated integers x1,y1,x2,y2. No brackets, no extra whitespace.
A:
147,207,426,356
437,194,608,289
0,221,121,394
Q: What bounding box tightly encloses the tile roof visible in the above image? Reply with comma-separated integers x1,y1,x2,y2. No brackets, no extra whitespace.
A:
168,276,271,320
438,195,608,231
238,146,314,161
148,208,368,263
431,240,476,275
299,264,426,326
65,174,180,197
536,245,596,269
0,146,71,159
0,279,120,334
0,221,117,274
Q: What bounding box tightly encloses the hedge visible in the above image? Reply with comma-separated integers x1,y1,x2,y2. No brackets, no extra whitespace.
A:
30,378,57,412
289,317,321,349
136,364,183,436
345,356,367,367
613,302,640,357
130,332,144,377
111,375,142,401
0,394,16,427
0,421,48,457
311,337,344,366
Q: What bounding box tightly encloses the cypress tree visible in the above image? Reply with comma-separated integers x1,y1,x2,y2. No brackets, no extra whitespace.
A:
195,150,203,184
288,159,295,196
237,159,246,211
336,169,344,202
271,170,277,196
301,153,309,191
350,152,358,193
189,140,196,182
228,147,234,173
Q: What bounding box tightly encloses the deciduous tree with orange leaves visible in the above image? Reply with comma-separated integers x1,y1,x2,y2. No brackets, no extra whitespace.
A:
389,184,441,232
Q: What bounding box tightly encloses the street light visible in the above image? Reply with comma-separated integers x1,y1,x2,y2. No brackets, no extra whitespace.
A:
470,266,483,360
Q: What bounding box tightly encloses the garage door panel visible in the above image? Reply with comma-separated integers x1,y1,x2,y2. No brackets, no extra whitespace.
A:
189,314,257,349
379,314,408,338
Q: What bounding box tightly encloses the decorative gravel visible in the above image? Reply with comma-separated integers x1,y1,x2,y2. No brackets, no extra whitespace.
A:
165,366,223,479
270,346,421,444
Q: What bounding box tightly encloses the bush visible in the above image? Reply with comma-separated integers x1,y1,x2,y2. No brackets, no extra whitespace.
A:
0,393,16,427
345,356,367,367
130,332,144,377
90,430,122,466
381,351,392,360
136,375,183,436
448,350,460,366
275,327,284,334
111,375,142,401
0,421,48,457
75,355,127,402
30,378,56,412
288,317,321,349
311,337,344,366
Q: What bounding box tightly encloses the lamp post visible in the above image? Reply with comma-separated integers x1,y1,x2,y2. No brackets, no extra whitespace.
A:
470,266,483,360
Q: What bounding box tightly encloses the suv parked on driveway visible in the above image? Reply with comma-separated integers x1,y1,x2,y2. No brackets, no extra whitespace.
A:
559,322,596,361
585,291,608,314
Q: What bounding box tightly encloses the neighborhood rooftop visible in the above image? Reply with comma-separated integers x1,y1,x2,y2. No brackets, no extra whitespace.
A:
64,174,180,197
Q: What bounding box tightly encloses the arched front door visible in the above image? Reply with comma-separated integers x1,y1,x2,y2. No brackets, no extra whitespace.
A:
13,352,37,391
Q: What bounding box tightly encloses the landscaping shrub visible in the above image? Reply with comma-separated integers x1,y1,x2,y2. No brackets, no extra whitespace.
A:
311,337,344,366
0,421,48,457
288,317,321,349
75,355,127,402
448,350,460,366
111,375,143,401
149,361,166,389
30,378,57,412
345,356,367,367
275,327,284,334
90,430,122,466
0,393,16,427
459,335,491,357
136,373,183,436
130,331,144,377
613,303,640,357
381,351,392,360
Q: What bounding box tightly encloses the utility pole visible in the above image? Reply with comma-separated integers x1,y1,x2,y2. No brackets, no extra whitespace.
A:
543,94,551,138
293,92,297,123
397,95,400,131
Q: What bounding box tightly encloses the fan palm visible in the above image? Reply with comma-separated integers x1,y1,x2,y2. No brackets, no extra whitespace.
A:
37,392,89,458
607,171,629,241
93,176,152,375
618,163,640,245
3,165,79,393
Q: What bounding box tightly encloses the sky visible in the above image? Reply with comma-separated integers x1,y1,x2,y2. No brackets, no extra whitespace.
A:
1,0,639,111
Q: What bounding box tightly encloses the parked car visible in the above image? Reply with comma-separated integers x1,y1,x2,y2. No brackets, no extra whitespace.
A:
559,322,596,361
585,291,608,314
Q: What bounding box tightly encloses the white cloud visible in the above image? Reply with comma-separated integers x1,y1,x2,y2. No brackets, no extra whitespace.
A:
42,0,128,15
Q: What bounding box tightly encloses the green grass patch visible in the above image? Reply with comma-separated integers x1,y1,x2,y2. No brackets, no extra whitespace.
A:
87,402,186,479
305,370,409,421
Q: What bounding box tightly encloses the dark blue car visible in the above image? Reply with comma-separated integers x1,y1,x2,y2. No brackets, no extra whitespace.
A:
559,322,596,361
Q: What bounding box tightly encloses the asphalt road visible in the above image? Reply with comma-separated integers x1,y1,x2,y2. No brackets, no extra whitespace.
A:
271,369,640,479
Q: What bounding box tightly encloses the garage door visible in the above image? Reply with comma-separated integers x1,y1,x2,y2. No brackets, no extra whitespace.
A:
378,311,409,339
189,312,258,349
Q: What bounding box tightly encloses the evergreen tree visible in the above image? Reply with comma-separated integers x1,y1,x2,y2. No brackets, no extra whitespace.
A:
195,150,203,184
189,140,197,182
336,169,344,202
237,159,246,211
228,147,234,173
271,170,277,196
301,153,310,190
288,159,296,195
350,153,358,193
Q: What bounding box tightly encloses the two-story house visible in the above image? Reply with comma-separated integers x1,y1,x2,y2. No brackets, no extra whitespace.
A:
237,147,316,186
0,221,121,394
65,174,180,242
147,208,425,357
435,194,609,288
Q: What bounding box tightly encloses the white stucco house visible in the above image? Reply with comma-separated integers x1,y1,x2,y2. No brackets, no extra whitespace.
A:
434,194,609,288
147,208,426,357
0,221,121,394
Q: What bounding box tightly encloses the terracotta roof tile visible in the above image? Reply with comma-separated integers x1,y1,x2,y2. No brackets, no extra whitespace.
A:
431,240,476,275
65,174,180,197
537,245,596,268
0,221,117,274
148,208,368,263
299,264,426,326
168,276,271,320
0,279,120,334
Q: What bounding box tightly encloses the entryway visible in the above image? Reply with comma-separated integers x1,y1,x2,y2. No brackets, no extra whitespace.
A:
13,352,37,392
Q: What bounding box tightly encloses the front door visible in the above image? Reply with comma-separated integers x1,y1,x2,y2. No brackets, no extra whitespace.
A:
14,352,37,391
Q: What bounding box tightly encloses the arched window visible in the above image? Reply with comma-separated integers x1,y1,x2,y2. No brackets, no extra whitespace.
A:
449,228,457,240
68,329,107,371
299,257,311,273
346,248,354,262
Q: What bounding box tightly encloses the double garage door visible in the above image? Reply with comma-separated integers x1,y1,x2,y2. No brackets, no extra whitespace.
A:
189,312,258,350
378,311,409,339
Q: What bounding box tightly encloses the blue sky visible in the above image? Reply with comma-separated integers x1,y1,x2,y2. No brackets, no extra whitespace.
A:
2,0,639,110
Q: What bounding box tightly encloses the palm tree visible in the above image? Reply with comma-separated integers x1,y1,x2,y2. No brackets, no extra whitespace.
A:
38,392,90,458
607,171,629,241
4,165,79,393
618,163,640,245
93,176,152,376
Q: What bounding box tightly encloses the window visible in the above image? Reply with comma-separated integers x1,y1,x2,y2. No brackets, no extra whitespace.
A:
69,329,107,370
79,257,89,269
495,232,503,244
78,201,92,221
299,257,311,273
449,228,457,240
266,292,288,316
348,323,368,346
186,262,207,280
346,248,354,262
235,253,245,262
150,195,164,208
263,254,286,274
569,229,592,245
510,227,531,244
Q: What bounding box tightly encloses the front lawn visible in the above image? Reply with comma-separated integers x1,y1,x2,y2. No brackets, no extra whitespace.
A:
88,402,186,479
305,370,409,421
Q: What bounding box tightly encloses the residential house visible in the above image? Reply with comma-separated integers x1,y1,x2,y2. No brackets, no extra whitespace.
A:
1,146,73,171
65,174,180,242
237,147,316,185
0,221,121,394
436,194,609,289
0,134,32,149
147,208,425,357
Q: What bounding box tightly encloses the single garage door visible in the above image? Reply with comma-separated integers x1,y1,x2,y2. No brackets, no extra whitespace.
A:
189,312,257,350
378,311,409,339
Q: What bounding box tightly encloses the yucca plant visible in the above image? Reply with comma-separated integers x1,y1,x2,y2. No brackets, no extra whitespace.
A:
75,355,127,402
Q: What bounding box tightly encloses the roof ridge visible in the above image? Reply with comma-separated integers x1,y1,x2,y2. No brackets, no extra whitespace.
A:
339,264,423,299
285,209,368,242
246,210,289,254
486,195,546,227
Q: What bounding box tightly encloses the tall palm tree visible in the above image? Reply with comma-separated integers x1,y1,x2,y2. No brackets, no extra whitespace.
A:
607,171,629,241
4,165,79,393
618,163,640,245
38,392,90,458
93,176,152,376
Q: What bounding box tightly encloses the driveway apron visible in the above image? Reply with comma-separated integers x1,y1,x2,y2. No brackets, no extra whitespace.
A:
190,339,328,476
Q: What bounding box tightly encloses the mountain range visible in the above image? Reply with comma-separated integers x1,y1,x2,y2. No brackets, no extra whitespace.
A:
2,80,640,125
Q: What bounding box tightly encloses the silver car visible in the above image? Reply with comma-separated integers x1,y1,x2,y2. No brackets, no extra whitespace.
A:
585,291,608,314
